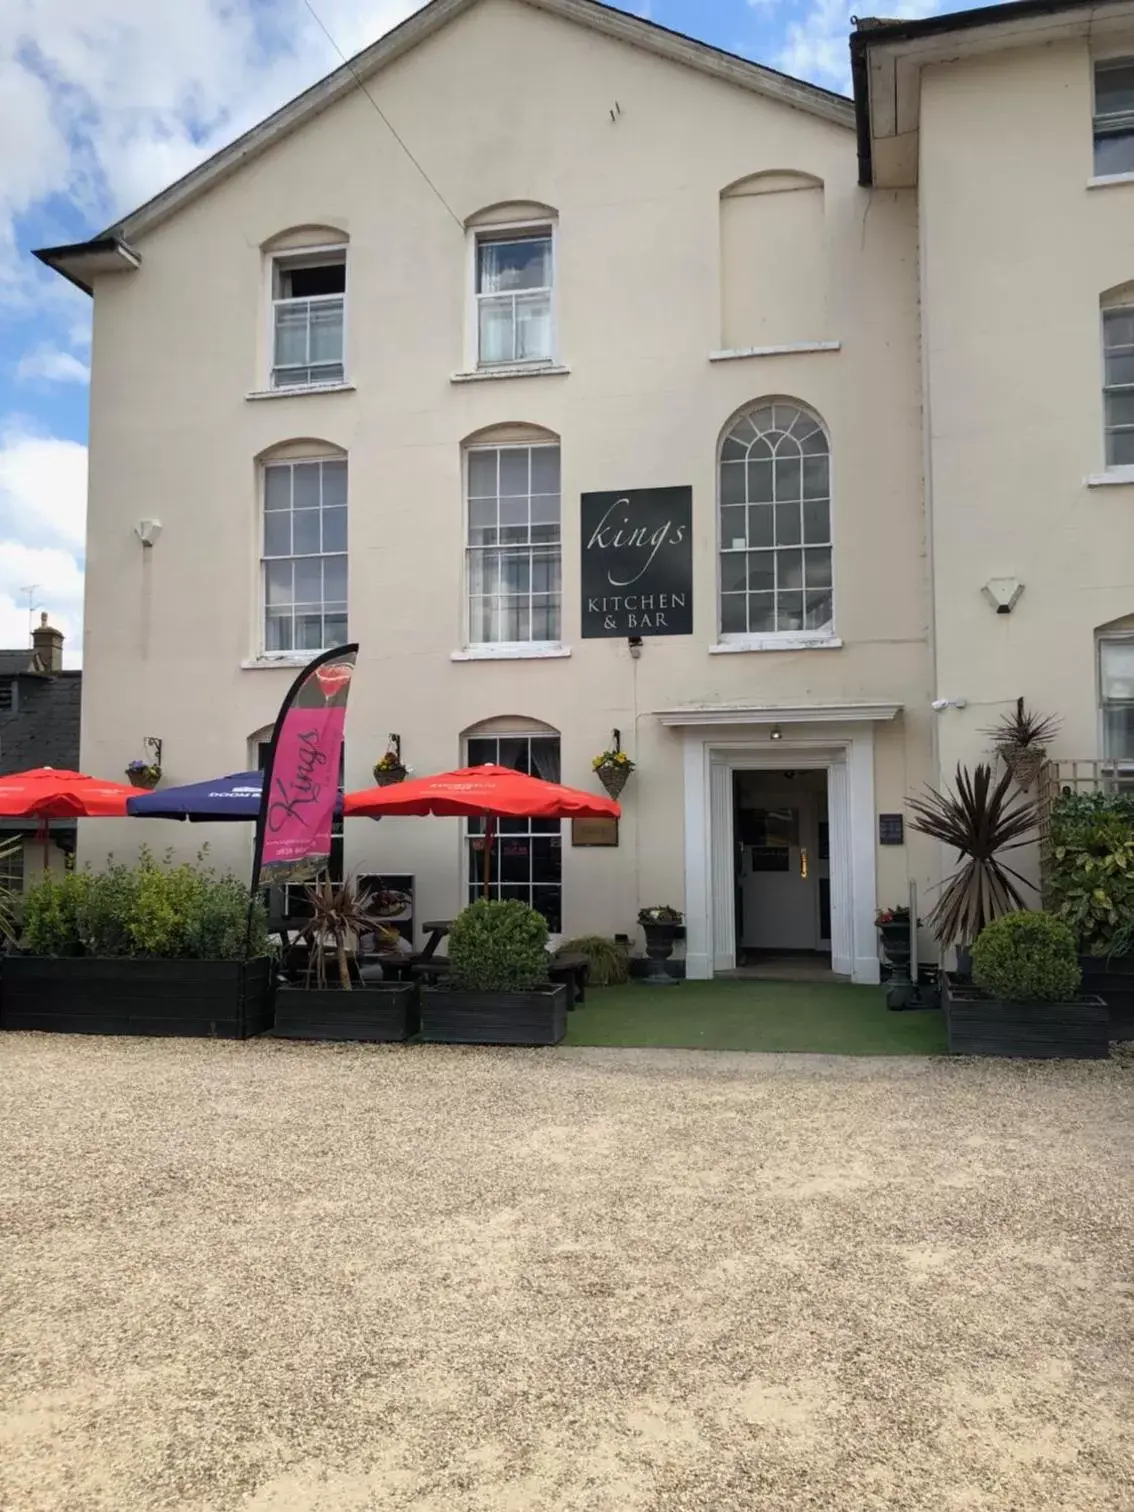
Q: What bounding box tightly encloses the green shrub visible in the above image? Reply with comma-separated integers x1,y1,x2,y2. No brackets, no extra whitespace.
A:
20,870,89,956
555,935,629,987
971,910,1082,1003
19,850,268,961
448,899,550,992
1047,791,1134,958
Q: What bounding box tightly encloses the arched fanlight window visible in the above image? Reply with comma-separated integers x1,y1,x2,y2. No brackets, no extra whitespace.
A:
719,401,832,638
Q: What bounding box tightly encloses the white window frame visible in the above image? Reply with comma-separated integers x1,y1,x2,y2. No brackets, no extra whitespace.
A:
716,401,836,650
465,220,556,372
1093,58,1134,179
1099,634,1134,766
464,441,563,652
259,454,348,658
267,244,348,391
462,729,563,932
1102,303,1134,471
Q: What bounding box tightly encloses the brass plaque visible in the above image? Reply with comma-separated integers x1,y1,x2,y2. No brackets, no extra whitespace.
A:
571,817,619,847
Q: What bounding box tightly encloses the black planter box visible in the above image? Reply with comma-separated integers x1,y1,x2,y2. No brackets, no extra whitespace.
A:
273,982,418,1042
1078,955,1134,1041
0,956,273,1039
943,977,1109,1059
420,983,567,1045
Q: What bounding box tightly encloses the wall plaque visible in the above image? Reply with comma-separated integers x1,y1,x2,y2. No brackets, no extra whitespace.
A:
878,814,905,846
571,817,619,847
580,485,693,637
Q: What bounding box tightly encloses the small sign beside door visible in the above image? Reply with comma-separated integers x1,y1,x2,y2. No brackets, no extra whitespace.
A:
878,813,905,845
580,485,693,637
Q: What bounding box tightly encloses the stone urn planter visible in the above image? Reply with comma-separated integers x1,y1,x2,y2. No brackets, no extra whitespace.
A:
639,910,683,987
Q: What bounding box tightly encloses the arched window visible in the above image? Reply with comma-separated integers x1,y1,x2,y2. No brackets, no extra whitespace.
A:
464,425,561,648
718,400,832,640
462,717,561,930
258,440,348,656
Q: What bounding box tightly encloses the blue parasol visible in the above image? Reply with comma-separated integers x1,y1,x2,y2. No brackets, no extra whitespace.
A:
126,770,344,821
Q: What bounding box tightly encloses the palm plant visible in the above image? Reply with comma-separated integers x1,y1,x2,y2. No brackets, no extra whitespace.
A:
907,763,1038,947
982,697,1061,789
301,876,396,990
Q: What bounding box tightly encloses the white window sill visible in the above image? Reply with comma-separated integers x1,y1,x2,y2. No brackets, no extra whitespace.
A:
450,363,570,384
1087,468,1134,487
246,382,355,401
710,634,843,654
1088,172,1134,190
451,643,571,662
709,341,840,362
241,654,333,670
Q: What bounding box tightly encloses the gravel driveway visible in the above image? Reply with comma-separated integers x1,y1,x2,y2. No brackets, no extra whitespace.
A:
1,1036,1131,1511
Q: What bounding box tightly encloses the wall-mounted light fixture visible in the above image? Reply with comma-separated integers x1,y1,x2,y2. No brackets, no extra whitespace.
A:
135,519,162,547
770,725,783,741
628,636,643,660
983,577,1024,615
931,698,969,712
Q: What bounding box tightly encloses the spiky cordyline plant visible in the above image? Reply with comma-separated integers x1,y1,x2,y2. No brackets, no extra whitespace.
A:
982,697,1061,753
907,763,1039,947
301,875,396,991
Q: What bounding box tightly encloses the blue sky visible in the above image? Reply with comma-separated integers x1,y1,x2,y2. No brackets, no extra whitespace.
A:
0,0,979,662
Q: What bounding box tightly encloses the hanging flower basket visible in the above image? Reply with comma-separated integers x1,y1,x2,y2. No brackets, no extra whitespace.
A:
372,761,407,787
592,747,634,800
125,762,161,790
1001,744,1046,790
595,761,630,799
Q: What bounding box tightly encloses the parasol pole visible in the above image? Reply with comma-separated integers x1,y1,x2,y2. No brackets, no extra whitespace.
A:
38,817,50,871
482,812,495,900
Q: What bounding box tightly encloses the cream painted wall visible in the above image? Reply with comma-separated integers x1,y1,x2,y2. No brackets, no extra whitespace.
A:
919,39,1134,785
79,0,933,943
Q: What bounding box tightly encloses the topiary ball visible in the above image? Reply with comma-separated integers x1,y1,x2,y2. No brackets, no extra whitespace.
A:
971,910,1082,1003
448,898,550,993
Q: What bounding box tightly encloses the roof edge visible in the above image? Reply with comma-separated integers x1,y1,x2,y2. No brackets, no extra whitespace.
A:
96,0,852,247
33,236,140,297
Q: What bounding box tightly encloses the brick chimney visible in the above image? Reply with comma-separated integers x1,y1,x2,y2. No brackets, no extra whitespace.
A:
32,612,64,673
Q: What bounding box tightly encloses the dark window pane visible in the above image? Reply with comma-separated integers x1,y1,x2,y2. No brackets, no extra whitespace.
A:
531,447,560,493
748,505,774,548
748,594,775,633
500,839,531,882
804,547,832,589
803,499,829,544
721,436,747,461
748,458,773,503
721,461,746,505
264,513,290,555
1105,351,1134,386
775,502,802,545
747,553,775,593
468,738,495,766
264,467,291,511
532,887,561,932
1108,429,1134,465
804,590,833,630
468,451,497,498
720,553,747,593
321,459,347,507
720,593,747,633
774,455,802,499
499,449,530,496
778,548,803,590
1096,62,1134,116
293,464,321,510
803,456,829,500
1105,309,1134,348
777,592,804,631
1095,131,1134,175
293,510,321,554
323,507,347,553
1106,391,1134,428
720,506,746,550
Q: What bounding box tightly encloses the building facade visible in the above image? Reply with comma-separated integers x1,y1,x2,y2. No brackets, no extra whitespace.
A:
38,0,1134,980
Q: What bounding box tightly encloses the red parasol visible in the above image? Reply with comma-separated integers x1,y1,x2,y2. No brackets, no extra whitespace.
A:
0,767,136,868
344,764,620,899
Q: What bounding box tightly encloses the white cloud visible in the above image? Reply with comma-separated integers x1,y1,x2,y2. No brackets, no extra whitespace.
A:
16,344,90,385
1,0,425,308
0,426,87,554
0,429,86,664
770,0,942,92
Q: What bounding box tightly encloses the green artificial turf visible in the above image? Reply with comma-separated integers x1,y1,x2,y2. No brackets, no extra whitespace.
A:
562,978,946,1055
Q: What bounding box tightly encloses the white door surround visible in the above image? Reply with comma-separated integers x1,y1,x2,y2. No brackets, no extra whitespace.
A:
657,704,901,985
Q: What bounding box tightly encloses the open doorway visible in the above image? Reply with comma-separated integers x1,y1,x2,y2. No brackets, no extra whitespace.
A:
731,769,832,979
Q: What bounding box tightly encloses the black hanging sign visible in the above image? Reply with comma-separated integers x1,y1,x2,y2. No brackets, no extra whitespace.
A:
580,486,693,637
